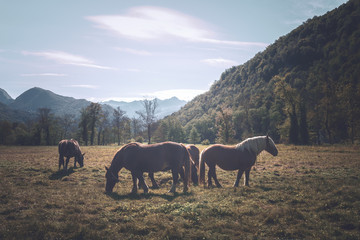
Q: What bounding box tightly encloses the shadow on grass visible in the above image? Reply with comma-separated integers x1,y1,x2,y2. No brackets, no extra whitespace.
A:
48,167,76,180
106,191,193,202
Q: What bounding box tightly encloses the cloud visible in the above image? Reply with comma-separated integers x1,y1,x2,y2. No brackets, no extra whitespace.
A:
22,50,114,70
115,47,152,56
86,6,268,48
20,73,67,77
201,58,238,68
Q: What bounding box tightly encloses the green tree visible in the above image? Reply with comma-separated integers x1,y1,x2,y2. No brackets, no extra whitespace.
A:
215,107,235,144
189,127,200,144
79,107,89,145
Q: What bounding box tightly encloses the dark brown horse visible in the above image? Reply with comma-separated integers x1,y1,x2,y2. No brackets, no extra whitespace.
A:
199,135,278,188
58,139,85,171
105,142,191,194
147,144,200,188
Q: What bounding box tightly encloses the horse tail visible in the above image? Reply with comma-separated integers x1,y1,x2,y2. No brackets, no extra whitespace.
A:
199,149,206,186
182,144,191,192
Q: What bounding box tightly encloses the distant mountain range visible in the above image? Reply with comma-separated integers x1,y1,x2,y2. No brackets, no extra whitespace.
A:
0,87,187,122
101,97,186,119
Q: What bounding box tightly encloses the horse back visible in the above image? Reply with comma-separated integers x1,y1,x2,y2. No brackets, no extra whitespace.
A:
202,144,255,171
122,142,185,172
58,139,81,158
186,145,200,167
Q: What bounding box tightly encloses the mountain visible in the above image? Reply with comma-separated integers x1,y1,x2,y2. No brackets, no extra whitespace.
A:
9,87,92,117
0,87,187,123
0,102,36,122
0,88,14,105
101,97,187,119
169,0,360,144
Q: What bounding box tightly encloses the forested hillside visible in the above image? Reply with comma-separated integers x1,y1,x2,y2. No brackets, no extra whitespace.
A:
164,0,360,144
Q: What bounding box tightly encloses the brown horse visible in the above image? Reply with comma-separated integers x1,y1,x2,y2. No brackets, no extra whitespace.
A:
105,142,191,194
147,144,200,188
199,135,278,188
58,139,85,171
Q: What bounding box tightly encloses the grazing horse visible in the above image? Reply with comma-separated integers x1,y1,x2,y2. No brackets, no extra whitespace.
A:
199,135,278,188
147,144,200,188
105,142,191,194
58,139,85,171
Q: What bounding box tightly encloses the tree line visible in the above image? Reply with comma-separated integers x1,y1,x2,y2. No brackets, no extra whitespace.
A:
0,100,152,146
0,97,244,146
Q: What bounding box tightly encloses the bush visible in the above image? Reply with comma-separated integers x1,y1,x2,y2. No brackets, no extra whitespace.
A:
201,139,210,145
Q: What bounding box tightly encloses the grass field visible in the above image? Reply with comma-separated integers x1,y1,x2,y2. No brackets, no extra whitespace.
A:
0,144,360,239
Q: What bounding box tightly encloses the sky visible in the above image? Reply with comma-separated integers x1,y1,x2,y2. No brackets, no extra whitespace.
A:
0,0,347,102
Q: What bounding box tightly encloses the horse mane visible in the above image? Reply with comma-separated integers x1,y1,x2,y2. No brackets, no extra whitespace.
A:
235,136,266,156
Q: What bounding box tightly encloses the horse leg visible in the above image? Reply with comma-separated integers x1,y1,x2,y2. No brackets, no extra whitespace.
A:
131,172,138,194
138,174,149,193
207,166,214,187
59,155,64,170
148,172,159,189
65,157,70,171
169,169,179,193
179,167,185,181
244,168,251,186
234,169,244,187
132,171,148,193
74,157,77,168
212,167,222,188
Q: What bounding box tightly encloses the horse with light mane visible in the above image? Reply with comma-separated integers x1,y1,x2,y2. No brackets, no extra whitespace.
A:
199,135,278,188
105,142,191,194
58,139,85,171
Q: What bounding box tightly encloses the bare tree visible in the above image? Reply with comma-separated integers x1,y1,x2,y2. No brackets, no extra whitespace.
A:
113,107,126,145
38,108,52,145
136,99,158,144
60,114,76,139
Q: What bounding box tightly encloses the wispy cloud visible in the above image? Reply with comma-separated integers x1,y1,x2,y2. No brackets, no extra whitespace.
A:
87,6,268,48
115,47,152,56
20,73,67,77
22,50,115,70
201,58,238,68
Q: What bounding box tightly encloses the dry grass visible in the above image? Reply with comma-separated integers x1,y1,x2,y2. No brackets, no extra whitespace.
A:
0,144,359,239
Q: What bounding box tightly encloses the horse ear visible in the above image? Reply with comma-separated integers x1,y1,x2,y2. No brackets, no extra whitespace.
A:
105,166,109,171
83,153,86,156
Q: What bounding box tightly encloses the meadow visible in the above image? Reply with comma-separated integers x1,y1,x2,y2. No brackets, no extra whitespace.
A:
0,144,359,239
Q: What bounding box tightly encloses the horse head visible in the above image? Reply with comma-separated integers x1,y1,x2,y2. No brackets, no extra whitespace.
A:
105,166,119,193
77,153,85,167
265,135,278,156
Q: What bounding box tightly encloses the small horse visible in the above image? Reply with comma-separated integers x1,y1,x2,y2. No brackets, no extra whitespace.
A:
147,144,199,188
105,142,191,194
199,135,278,188
58,139,85,171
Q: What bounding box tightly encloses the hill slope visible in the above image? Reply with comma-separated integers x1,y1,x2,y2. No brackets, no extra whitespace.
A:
0,88,14,105
9,87,92,117
170,0,360,144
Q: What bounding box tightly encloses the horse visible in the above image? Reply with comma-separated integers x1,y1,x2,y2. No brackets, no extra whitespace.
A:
105,142,191,194
146,144,200,188
199,135,278,188
58,139,85,171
